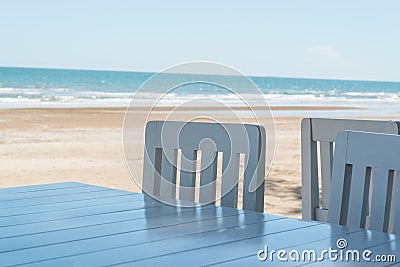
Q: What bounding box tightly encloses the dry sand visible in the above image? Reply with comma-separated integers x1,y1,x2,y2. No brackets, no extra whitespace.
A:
0,107,396,218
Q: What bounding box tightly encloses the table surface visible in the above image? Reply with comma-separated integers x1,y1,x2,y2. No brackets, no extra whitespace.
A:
0,182,399,267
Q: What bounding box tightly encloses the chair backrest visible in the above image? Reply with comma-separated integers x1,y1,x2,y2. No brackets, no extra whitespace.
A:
142,120,266,212
301,118,399,222
328,131,400,234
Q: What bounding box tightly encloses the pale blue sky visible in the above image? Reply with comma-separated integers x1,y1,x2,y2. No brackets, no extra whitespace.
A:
1,0,399,81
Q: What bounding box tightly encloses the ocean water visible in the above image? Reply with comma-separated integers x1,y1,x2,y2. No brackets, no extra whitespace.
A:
1,66,400,110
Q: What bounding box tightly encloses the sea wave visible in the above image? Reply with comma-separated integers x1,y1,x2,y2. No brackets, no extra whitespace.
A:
1,87,400,109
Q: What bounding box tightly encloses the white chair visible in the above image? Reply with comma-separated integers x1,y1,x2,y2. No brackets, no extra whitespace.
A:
328,130,400,234
301,118,399,221
142,120,266,212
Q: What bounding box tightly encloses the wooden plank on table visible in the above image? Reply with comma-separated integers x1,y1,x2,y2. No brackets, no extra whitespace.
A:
0,210,281,266
0,185,116,202
0,188,133,209
356,239,400,267
295,231,399,266
289,231,398,266
0,203,228,245
0,207,255,266
1,205,227,256
1,183,396,267
0,197,163,227
16,217,318,267
0,193,140,217
213,228,396,267
0,201,208,239
0,182,87,194
138,224,362,267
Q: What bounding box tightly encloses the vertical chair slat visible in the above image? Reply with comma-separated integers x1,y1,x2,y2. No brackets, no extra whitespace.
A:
142,121,158,195
320,141,333,209
301,118,319,220
369,168,390,232
243,126,266,212
152,148,163,196
327,131,349,225
389,171,399,233
384,170,395,232
339,164,353,225
159,149,178,199
199,150,218,204
346,165,369,228
254,127,266,212
179,150,198,201
362,167,372,228
220,152,240,208
392,172,400,234
242,153,255,211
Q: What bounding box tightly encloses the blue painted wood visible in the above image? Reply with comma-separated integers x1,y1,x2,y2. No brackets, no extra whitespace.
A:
215,227,398,266
0,185,113,202
296,231,399,266
0,183,398,267
0,200,204,239
0,193,138,217
0,197,162,228
5,218,316,267
125,224,362,267
0,182,86,194
0,204,221,252
0,188,131,210
0,211,281,265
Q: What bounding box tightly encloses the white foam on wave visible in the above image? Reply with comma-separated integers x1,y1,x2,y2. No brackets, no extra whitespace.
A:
1,87,400,110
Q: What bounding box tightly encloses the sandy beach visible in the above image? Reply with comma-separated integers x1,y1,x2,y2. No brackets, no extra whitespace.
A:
1,107,398,218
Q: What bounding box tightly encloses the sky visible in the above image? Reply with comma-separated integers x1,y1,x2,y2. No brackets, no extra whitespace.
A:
0,0,399,81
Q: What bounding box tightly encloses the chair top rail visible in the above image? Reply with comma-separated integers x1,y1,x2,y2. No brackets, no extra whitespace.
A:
302,118,399,142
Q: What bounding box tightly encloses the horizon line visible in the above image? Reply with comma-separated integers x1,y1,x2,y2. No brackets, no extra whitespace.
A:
1,65,399,84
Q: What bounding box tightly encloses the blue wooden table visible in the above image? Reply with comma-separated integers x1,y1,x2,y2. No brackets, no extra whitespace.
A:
0,182,398,266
